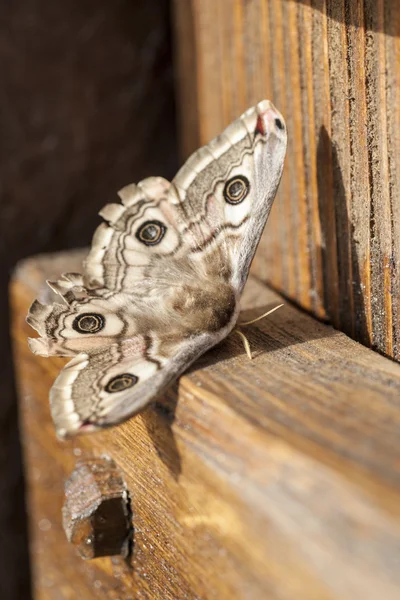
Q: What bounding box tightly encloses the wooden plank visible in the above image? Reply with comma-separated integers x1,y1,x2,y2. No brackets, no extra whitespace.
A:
172,0,400,361
11,250,400,599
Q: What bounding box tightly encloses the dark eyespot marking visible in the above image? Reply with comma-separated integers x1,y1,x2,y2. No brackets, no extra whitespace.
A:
223,176,250,205
136,220,166,246
275,118,284,130
105,373,138,393
72,313,105,334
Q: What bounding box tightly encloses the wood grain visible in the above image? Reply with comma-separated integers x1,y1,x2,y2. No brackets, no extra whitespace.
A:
173,0,400,361
11,250,400,599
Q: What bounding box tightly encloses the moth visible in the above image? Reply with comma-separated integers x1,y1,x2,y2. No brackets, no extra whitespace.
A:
27,100,287,438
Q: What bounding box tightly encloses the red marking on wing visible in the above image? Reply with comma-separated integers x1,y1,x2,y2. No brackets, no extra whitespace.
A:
255,115,267,136
79,422,97,433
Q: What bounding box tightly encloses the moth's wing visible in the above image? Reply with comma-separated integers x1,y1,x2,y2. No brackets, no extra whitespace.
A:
49,332,216,439
82,100,287,295
170,99,287,291
26,273,156,358
83,176,191,294
25,267,216,439
27,268,234,438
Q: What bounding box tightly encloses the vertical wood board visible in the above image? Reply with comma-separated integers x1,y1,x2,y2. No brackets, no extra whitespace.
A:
173,0,400,360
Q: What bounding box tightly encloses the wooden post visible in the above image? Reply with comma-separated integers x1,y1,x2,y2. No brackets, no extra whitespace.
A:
173,0,400,361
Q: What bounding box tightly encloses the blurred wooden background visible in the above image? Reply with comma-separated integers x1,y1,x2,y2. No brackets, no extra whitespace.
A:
1,1,177,599
173,0,400,361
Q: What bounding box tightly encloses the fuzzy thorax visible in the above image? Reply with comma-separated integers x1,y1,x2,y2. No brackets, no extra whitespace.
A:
172,282,237,335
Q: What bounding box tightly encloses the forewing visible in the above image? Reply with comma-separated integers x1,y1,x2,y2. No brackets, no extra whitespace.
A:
169,100,287,290
83,100,286,295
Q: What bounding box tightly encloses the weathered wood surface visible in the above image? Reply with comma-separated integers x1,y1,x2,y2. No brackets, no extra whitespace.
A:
11,250,400,599
173,0,400,361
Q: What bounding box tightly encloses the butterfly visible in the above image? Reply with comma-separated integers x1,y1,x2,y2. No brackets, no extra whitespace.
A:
27,100,287,439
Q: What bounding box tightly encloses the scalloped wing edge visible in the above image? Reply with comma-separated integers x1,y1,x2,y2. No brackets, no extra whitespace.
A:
49,332,219,440
26,273,90,357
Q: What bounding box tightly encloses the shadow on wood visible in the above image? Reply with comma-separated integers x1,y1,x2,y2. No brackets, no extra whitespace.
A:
317,125,369,346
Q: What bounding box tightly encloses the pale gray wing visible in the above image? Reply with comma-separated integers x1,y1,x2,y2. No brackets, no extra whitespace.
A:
26,99,287,437
83,100,287,296
27,267,236,439
83,177,191,293
169,99,287,292
49,331,218,439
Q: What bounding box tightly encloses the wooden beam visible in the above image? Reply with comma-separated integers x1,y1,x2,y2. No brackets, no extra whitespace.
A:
11,250,400,599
